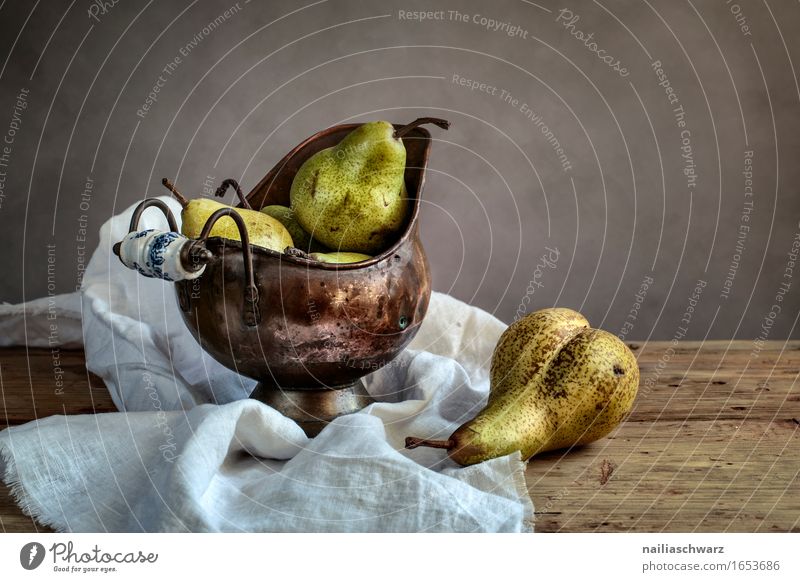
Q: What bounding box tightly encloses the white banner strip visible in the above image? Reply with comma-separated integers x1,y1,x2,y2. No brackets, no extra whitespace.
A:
0,533,797,580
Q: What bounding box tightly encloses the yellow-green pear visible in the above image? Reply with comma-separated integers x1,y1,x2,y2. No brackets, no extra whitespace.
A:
309,251,371,264
290,118,449,254
261,205,325,252
163,179,293,252
406,307,639,466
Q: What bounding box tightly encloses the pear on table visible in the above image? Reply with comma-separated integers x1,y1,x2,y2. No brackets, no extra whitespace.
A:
406,307,640,466
162,178,293,253
290,118,449,255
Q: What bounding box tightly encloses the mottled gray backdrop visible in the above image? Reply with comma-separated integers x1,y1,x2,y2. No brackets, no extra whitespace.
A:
1,0,798,340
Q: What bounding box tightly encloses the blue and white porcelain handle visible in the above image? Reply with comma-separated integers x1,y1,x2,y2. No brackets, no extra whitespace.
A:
113,198,211,282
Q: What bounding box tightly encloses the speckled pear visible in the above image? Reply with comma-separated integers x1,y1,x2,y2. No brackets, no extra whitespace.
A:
261,205,325,253
406,307,640,466
163,179,293,253
309,251,372,264
290,118,449,254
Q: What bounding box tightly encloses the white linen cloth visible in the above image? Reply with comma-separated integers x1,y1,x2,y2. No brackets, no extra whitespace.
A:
0,197,533,532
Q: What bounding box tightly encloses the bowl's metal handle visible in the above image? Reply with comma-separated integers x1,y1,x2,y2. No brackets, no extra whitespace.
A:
199,208,260,327
128,198,179,233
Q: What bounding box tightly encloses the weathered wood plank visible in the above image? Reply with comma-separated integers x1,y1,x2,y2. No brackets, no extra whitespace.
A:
527,419,800,532
0,347,114,424
0,482,49,533
0,341,798,532
627,379,799,422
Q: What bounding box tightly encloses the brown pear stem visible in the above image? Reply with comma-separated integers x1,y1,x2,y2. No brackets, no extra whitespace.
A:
394,117,450,139
405,436,454,450
161,178,188,207
214,178,252,210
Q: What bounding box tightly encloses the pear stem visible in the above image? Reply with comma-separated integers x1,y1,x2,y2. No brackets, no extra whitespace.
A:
405,436,454,450
214,178,252,210
161,178,188,207
394,117,450,139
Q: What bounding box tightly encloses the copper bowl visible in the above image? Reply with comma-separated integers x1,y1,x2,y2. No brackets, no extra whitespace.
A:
173,122,435,435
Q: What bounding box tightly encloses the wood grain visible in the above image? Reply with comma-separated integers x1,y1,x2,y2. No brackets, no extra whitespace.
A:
0,341,798,532
0,347,113,424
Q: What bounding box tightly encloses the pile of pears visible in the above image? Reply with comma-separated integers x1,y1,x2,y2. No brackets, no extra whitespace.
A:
164,117,449,264
406,307,640,466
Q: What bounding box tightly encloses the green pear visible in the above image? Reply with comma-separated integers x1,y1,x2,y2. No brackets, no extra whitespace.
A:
290,118,449,254
261,205,326,252
163,179,293,252
406,308,640,466
309,251,372,264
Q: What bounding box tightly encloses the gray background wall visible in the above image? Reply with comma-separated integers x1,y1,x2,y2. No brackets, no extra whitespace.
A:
0,0,798,340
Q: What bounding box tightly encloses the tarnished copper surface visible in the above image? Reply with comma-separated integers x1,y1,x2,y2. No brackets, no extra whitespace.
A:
174,122,435,435
249,381,373,437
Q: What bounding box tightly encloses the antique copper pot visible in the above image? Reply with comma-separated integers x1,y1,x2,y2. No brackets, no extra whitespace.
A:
172,122,436,435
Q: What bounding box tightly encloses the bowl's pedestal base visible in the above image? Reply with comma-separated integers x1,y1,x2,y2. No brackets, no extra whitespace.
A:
249,381,373,437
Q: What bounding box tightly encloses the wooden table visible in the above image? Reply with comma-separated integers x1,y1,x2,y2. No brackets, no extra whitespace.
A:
1,341,798,532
